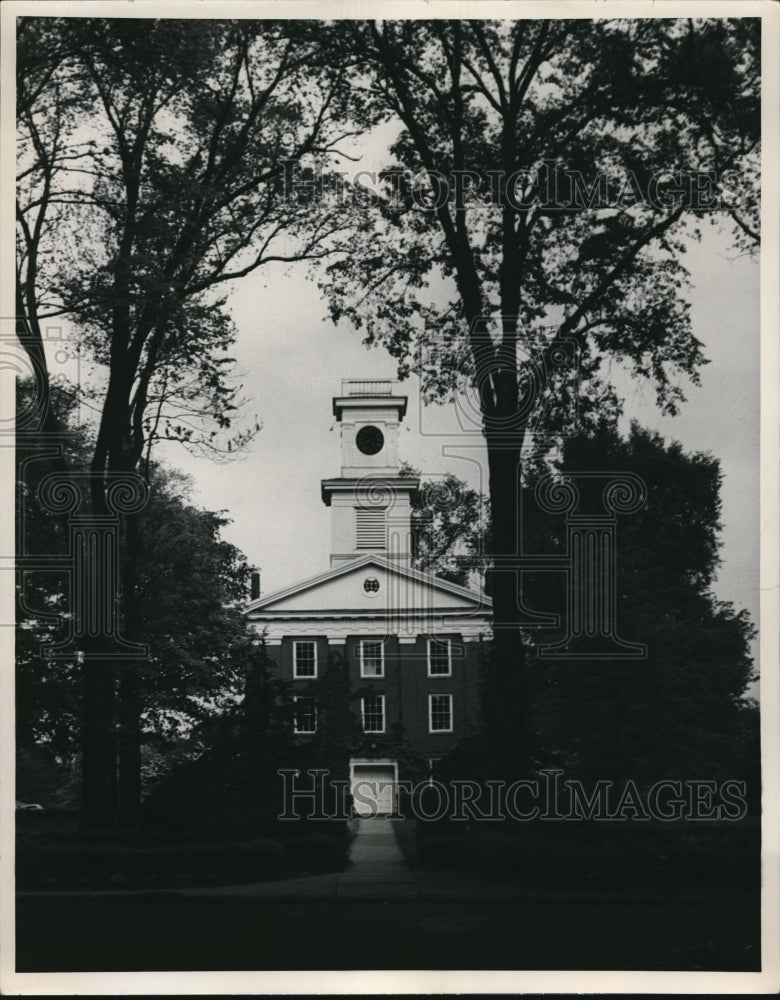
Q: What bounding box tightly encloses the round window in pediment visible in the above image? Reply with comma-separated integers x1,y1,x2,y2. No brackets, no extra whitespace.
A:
356,425,384,456
364,577,380,594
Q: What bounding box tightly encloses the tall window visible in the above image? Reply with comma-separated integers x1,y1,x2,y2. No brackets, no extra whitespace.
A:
429,694,453,733
293,697,317,734
360,639,384,677
293,640,317,678
362,695,385,733
427,638,452,677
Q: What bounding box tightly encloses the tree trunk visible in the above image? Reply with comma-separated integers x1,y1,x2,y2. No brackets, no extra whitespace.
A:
117,663,142,825
483,435,529,778
118,510,143,826
80,654,118,829
80,467,122,828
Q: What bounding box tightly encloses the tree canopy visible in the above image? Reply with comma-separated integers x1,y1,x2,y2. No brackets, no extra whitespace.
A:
16,379,259,770
311,17,760,770
17,17,361,464
323,19,758,410
523,423,755,786
401,460,487,588
16,16,367,823
431,421,757,801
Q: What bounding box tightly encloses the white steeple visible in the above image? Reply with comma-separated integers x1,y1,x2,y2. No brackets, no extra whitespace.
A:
322,380,419,568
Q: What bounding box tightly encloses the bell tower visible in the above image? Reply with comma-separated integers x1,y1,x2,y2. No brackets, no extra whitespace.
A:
321,380,419,567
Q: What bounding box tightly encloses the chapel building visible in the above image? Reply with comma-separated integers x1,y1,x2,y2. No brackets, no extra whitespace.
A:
246,380,491,815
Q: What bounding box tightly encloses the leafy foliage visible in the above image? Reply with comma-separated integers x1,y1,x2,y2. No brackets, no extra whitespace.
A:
16,380,261,768
294,650,428,792
143,640,295,837
440,423,757,790
525,423,757,786
17,18,361,462
16,18,371,820
400,461,488,587
134,466,253,736
311,18,760,775
298,650,362,781
321,19,758,416
16,380,92,761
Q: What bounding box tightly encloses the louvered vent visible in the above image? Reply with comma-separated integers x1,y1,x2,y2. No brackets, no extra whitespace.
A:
355,507,387,549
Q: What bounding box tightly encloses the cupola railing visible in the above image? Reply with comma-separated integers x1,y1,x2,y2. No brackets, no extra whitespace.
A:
341,379,394,396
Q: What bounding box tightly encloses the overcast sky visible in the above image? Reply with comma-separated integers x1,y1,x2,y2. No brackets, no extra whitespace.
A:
156,222,760,658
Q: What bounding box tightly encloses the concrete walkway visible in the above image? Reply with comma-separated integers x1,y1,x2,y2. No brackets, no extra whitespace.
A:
335,817,418,898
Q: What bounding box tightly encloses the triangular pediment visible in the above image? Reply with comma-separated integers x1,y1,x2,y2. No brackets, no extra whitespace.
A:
245,555,490,617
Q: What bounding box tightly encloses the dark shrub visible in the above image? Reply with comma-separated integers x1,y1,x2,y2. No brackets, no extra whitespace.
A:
467,830,526,873
142,750,284,840
142,680,296,841
284,834,349,873
282,816,350,843
413,783,461,837
191,838,285,882
23,827,189,848
416,834,469,869
16,836,285,889
412,819,760,895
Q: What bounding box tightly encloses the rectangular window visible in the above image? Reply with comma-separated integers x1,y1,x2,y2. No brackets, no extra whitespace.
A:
293,640,317,679
427,638,452,677
293,697,317,734
355,507,387,549
429,694,453,733
362,694,385,733
360,639,385,677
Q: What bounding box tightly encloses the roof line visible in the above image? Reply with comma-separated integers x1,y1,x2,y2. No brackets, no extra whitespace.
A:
244,554,491,612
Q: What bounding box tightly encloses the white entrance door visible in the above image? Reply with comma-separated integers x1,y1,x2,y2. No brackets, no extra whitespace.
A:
351,763,396,817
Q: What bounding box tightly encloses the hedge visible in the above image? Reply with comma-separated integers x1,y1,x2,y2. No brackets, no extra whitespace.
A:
18,827,354,889
17,836,285,889
416,828,760,892
283,833,349,873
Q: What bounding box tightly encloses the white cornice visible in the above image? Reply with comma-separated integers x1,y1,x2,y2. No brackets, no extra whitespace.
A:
320,475,420,506
254,617,492,645
250,608,489,618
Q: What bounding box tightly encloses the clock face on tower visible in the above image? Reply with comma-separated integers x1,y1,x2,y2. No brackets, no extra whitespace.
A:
356,424,384,456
